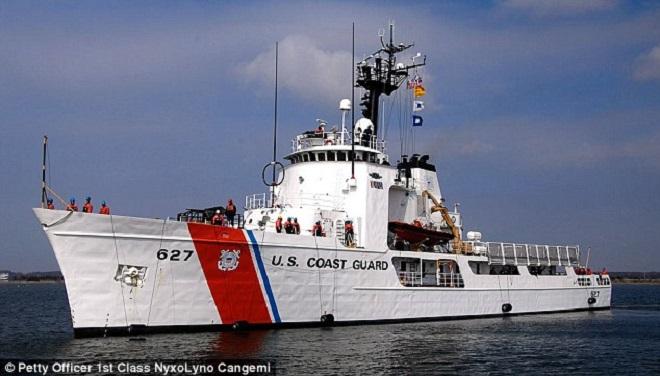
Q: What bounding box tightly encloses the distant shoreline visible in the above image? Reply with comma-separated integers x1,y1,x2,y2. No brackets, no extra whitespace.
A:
0,280,63,284
612,279,660,285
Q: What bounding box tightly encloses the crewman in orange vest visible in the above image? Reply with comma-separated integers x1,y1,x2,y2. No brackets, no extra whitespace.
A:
46,198,55,210
312,221,324,237
275,216,283,233
211,210,224,226
344,220,354,247
284,217,294,234
225,199,237,227
293,218,300,234
99,201,110,215
66,198,78,212
82,197,93,213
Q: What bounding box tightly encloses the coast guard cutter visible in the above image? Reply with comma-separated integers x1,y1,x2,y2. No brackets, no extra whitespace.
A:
34,25,611,337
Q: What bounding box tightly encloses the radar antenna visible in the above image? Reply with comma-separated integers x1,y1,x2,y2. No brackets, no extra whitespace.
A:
356,22,426,137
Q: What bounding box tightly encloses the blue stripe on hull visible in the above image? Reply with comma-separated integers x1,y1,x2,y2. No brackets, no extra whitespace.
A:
246,230,281,323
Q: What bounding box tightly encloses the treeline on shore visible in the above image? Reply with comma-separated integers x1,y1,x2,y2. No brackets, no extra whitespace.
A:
609,272,660,283
0,271,63,282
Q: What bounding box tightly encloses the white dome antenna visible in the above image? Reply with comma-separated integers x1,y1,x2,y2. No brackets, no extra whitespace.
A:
340,99,351,144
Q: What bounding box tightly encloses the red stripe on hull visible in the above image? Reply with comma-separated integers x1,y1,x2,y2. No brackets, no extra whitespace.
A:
187,223,271,324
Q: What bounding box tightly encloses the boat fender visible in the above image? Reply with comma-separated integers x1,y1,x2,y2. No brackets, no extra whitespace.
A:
320,314,335,325
502,303,512,313
232,321,249,331
587,297,596,305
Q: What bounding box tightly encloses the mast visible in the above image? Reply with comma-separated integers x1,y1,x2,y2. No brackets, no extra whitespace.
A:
351,22,356,179
41,135,48,208
355,22,426,137
271,42,279,208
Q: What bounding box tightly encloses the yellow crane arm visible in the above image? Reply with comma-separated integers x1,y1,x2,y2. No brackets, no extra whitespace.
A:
421,190,470,254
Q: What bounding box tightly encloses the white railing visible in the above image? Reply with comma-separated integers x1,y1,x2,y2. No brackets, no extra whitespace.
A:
398,271,422,286
463,241,580,267
291,130,386,153
436,272,464,288
398,271,464,288
245,193,272,210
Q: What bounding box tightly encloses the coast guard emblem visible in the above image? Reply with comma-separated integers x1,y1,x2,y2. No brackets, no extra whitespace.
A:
218,250,240,271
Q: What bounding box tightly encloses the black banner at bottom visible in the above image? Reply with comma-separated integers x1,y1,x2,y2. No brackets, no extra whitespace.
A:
1,359,275,375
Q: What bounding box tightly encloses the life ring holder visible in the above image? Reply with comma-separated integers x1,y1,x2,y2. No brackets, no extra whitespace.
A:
262,161,285,187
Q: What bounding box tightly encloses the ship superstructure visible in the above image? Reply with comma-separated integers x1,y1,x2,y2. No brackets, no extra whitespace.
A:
33,25,611,337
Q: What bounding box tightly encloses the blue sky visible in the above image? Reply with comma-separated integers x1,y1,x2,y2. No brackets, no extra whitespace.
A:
1,0,659,272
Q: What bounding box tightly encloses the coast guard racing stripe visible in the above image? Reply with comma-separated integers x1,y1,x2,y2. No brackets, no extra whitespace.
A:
187,223,271,324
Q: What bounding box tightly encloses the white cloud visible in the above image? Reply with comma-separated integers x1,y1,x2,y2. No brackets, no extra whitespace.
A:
500,0,618,17
633,45,660,81
242,35,352,105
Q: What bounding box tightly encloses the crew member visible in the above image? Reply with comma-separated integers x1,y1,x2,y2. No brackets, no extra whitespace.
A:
312,221,324,237
46,198,55,210
82,197,93,213
284,217,294,234
211,210,224,226
275,216,283,233
225,199,236,227
99,201,110,215
66,198,78,212
315,123,325,137
344,220,354,247
293,218,300,234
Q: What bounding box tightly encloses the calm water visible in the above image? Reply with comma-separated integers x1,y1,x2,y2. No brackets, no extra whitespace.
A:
1,283,659,375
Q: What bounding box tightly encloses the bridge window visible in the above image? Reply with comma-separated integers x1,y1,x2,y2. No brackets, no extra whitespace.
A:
328,151,335,161
469,261,490,275
318,152,326,161
309,153,316,161
302,153,309,162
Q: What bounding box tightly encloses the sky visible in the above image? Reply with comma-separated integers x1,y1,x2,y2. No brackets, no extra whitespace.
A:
1,0,659,272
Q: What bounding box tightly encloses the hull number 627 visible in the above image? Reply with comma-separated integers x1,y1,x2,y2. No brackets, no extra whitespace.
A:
157,249,194,261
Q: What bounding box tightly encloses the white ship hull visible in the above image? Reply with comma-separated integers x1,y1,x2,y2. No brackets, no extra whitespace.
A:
34,209,611,337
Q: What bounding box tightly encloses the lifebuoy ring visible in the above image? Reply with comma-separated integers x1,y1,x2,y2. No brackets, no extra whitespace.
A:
325,139,334,145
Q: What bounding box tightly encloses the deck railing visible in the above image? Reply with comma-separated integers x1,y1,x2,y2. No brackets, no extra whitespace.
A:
398,271,464,288
245,193,273,210
463,241,580,267
291,130,386,153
